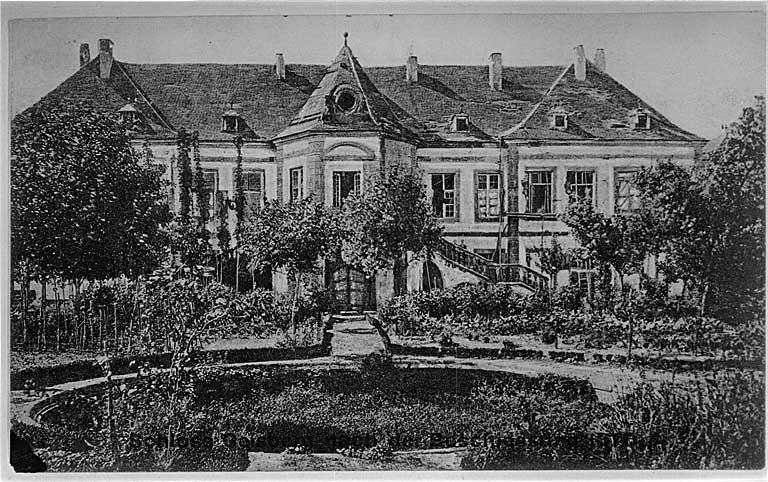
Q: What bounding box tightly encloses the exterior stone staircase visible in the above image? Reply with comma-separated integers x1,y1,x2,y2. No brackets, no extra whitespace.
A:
435,238,549,293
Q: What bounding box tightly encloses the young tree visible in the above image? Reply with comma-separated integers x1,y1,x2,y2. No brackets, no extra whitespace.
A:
240,197,338,328
340,166,443,296
176,129,193,222
562,196,651,358
562,197,650,292
192,131,209,228
538,236,569,296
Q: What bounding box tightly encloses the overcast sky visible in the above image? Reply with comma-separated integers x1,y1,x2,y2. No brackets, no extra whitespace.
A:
5,2,766,139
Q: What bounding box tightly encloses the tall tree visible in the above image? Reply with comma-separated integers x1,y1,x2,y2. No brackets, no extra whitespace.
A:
636,97,765,319
176,129,193,222
192,131,209,228
340,166,442,296
11,101,171,283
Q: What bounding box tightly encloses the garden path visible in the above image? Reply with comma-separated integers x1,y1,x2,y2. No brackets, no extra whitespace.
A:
329,314,384,358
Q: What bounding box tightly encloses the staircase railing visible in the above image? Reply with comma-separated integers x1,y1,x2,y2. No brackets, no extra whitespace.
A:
435,238,549,292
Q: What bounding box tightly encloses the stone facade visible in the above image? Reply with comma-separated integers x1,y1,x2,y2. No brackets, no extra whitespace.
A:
16,37,708,306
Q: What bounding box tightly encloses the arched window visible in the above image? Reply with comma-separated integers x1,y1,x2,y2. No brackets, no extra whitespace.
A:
422,261,444,291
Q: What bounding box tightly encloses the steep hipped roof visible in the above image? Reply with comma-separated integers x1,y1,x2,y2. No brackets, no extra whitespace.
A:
501,62,704,142
276,40,420,140
16,45,706,144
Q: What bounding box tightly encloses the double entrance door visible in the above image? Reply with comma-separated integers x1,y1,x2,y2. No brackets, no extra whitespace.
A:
327,262,376,312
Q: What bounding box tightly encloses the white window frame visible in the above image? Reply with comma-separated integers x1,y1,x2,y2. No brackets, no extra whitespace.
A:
525,170,553,214
242,170,264,214
202,169,218,219
289,167,304,203
476,172,501,220
430,173,457,219
553,113,568,129
565,170,595,204
615,169,642,214
332,171,361,208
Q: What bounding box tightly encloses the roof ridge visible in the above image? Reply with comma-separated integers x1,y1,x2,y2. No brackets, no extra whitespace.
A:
345,50,380,127
501,64,572,137
115,61,175,131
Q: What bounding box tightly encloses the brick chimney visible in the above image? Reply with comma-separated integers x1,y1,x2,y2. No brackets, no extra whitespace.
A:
79,43,90,68
574,44,586,81
275,53,285,80
489,52,502,91
594,48,606,73
406,55,418,83
99,39,113,80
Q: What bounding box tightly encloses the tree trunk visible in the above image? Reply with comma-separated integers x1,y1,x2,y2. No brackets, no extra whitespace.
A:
290,271,302,337
39,279,46,350
22,264,29,345
235,250,240,293
368,313,392,356
54,286,61,351
392,254,406,296
700,283,710,317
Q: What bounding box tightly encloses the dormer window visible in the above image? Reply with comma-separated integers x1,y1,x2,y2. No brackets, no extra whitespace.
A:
118,103,139,126
550,107,568,130
452,113,470,132
221,109,243,133
634,110,652,130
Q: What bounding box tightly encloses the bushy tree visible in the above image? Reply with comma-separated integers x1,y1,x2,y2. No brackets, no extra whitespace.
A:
562,196,653,358
562,196,650,291
11,101,171,283
340,166,443,296
636,97,765,319
240,197,338,327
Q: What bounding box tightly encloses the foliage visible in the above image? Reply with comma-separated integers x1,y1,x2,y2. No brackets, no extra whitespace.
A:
176,129,193,222
561,195,650,287
635,97,765,319
30,366,762,470
241,197,338,274
166,220,213,268
11,101,172,282
215,195,231,255
538,236,569,287
379,283,537,338
232,136,246,237
602,374,764,469
191,131,208,228
340,166,442,294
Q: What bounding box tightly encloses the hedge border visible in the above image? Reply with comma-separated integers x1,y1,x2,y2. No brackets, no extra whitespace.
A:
390,344,763,372
12,316,335,391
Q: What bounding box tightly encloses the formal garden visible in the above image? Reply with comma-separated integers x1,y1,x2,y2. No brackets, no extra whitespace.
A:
9,98,765,471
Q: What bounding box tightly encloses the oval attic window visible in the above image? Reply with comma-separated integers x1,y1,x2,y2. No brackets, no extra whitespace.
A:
335,89,357,113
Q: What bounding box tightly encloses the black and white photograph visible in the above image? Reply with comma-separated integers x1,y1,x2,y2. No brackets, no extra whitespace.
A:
3,1,766,476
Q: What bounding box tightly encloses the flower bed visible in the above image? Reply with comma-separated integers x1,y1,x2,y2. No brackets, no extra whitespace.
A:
16,362,764,471
380,285,764,363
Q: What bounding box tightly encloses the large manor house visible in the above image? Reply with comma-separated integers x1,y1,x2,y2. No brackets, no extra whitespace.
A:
18,35,707,310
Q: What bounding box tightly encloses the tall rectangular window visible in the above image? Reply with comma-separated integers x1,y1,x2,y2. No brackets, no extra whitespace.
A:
615,170,641,213
243,171,263,215
476,172,500,219
566,170,595,203
430,173,456,218
289,167,304,203
333,171,361,207
202,169,218,219
526,171,553,214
